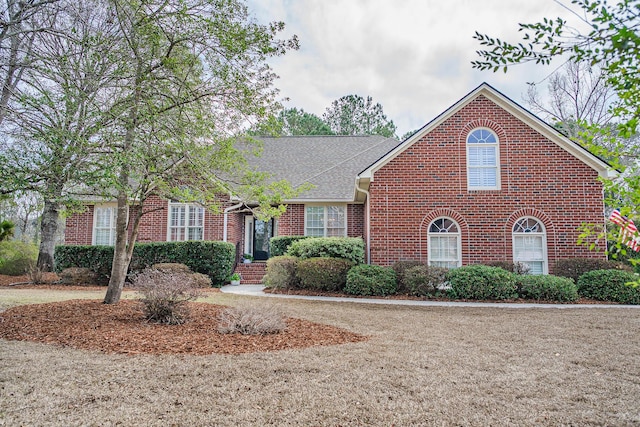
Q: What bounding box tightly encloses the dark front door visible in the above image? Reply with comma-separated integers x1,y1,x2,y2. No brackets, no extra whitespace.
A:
253,218,273,261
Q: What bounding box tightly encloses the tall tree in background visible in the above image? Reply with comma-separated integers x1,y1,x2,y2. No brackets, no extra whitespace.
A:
525,61,615,139
250,107,333,136
472,0,640,257
0,0,119,271
100,0,299,303
0,0,60,126
323,94,397,138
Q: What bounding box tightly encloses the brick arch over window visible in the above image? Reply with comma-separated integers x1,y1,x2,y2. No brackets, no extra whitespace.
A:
505,208,557,271
458,119,508,192
419,209,469,264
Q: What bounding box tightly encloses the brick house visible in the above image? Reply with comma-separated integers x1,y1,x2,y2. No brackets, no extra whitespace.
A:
64,83,613,279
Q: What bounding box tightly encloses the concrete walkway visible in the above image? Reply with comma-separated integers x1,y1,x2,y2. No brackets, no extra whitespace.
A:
220,284,639,309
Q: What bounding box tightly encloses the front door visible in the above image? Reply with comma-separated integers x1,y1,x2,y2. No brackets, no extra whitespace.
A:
244,217,274,261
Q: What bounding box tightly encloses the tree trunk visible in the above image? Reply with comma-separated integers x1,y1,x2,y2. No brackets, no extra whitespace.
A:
36,199,60,272
103,190,130,304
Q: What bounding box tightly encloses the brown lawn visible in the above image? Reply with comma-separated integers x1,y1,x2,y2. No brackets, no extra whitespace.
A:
1,280,639,426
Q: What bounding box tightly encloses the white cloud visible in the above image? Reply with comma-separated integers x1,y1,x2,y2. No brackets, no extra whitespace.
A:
248,0,588,137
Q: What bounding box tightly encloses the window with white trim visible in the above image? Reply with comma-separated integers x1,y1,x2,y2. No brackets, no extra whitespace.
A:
467,128,499,190
168,203,204,241
93,204,116,246
305,205,346,237
428,217,461,269
512,217,547,275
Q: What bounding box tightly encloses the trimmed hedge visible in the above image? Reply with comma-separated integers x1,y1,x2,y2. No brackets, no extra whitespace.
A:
404,265,448,297
485,261,531,275
55,241,235,287
296,257,354,291
516,275,578,302
287,237,365,264
577,269,640,304
270,236,312,257
263,256,299,289
555,258,631,283
446,265,518,300
345,264,397,296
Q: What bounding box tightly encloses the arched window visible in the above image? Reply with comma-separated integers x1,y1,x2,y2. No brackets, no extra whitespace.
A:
467,128,499,190
512,217,547,275
428,217,461,269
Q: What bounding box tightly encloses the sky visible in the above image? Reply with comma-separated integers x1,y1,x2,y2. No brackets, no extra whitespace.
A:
246,0,591,138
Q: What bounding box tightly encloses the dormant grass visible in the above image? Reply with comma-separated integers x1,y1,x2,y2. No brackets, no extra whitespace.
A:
1,289,639,426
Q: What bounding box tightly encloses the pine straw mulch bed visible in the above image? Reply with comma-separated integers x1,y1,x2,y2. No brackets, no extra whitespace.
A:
0,299,367,355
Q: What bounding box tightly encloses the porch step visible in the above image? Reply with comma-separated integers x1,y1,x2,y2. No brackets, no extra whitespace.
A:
234,262,267,285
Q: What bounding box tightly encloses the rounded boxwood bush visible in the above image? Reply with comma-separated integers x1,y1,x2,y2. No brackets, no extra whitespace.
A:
446,265,518,300
270,236,312,257
287,237,365,264
554,258,631,283
577,269,640,304
516,275,578,302
263,256,299,289
345,264,397,296
296,257,354,292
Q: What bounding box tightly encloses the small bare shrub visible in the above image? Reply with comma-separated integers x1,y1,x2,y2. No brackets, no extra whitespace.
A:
217,304,286,335
404,265,448,296
150,263,211,287
26,262,45,284
133,268,202,325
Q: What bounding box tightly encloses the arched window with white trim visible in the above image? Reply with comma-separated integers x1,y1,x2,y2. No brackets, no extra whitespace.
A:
428,217,462,269
512,217,548,275
467,128,500,190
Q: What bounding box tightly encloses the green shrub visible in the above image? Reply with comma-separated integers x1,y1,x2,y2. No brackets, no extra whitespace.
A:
516,275,578,302
0,241,38,276
486,261,531,275
577,269,640,304
270,236,312,257
55,245,114,282
446,265,518,300
287,237,365,264
296,257,354,291
344,264,397,296
392,260,424,293
263,256,299,289
404,265,448,297
55,241,235,287
555,258,631,283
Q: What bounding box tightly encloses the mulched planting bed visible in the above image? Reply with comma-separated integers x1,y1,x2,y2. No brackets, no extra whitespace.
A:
0,299,367,355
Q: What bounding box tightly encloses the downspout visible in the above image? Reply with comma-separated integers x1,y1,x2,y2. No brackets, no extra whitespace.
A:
355,178,371,264
223,202,244,242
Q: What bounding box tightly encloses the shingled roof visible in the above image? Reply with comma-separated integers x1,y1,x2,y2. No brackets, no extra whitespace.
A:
246,135,400,201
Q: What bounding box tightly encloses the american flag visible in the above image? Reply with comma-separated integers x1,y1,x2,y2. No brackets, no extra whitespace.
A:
609,209,640,252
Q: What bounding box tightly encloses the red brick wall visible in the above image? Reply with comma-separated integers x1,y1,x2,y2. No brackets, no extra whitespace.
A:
64,205,95,245
368,95,606,273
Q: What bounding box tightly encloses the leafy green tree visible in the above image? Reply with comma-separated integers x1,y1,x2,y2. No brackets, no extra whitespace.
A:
472,0,640,259
252,107,333,136
323,94,397,138
98,0,300,303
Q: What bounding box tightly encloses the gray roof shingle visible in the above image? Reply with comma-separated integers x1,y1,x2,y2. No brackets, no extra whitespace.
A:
245,135,400,201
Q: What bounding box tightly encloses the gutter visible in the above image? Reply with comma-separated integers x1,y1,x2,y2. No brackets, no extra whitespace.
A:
223,202,244,242
355,178,371,264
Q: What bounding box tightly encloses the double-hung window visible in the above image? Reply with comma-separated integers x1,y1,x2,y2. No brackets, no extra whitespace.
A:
93,204,116,246
168,203,204,241
305,205,346,237
467,128,500,190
